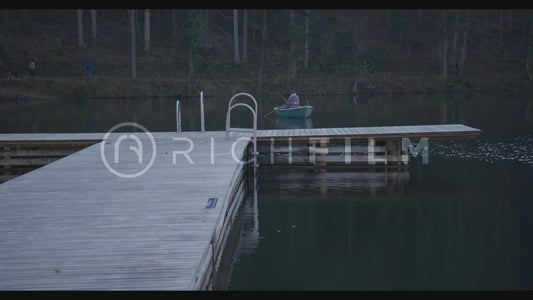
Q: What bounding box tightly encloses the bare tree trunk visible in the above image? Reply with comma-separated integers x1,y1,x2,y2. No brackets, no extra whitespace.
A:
252,10,256,43
4,10,7,35
499,9,504,52
242,9,248,62
508,10,513,34
400,18,404,45
352,10,358,41
187,11,195,85
188,50,194,85
135,9,140,37
130,9,137,81
458,11,470,79
526,41,533,83
305,9,309,70
144,9,150,52
387,10,391,36
187,10,204,85
522,11,528,43
408,21,412,58
527,13,533,83
259,10,266,86
90,9,97,41
172,10,176,38
233,9,240,64
438,39,441,65
77,9,84,48
441,10,448,81
450,11,460,77
203,9,210,48
289,9,296,82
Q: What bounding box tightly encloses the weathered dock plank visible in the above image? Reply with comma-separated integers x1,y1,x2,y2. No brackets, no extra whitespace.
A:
254,124,480,140
0,131,250,290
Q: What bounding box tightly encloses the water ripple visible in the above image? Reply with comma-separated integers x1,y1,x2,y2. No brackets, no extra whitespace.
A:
430,135,533,167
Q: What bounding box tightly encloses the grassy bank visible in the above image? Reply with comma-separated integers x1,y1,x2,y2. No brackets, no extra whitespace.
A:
1,71,529,102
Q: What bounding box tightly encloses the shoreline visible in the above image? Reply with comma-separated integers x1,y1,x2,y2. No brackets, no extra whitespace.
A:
0,73,530,101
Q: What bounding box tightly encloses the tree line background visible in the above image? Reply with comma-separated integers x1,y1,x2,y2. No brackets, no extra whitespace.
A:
1,9,533,97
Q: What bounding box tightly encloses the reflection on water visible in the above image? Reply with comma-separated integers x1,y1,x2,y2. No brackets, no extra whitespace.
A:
258,169,409,196
218,168,412,290
262,115,313,129
225,158,533,290
274,116,313,129
431,135,533,167
1,92,532,136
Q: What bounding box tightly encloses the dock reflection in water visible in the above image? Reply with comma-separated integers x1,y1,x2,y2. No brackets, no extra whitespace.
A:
217,168,410,290
261,169,409,197
274,116,313,129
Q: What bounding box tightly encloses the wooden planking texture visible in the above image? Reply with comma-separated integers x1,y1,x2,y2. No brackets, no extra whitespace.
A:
0,131,251,290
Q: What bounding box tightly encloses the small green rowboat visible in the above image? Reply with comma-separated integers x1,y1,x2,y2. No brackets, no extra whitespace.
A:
274,105,313,118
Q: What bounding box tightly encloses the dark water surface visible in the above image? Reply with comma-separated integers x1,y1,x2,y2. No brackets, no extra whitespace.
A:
223,92,533,290
1,92,533,290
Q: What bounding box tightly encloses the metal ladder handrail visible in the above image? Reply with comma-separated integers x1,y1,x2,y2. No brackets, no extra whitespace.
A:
200,91,205,132
176,100,182,133
225,92,258,167
177,92,205,133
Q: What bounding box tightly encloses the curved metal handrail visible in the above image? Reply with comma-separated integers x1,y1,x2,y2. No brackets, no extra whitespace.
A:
225,92,258,167
225,103,257,133
227,92,258,115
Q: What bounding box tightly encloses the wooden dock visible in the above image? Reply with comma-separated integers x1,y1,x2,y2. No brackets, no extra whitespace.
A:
255,124,481,167
0,123,480,290
256,124,480,140
0,131,252,290
0,135,99,183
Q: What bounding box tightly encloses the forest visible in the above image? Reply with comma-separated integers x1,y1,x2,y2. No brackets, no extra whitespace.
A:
0,9,532,99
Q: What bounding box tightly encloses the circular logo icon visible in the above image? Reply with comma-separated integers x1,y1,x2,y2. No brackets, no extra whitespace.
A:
100,122,157,178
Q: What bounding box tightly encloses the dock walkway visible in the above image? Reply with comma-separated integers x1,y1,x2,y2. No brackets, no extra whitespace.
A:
0,124,480,290
256,124,480,140
0,131,252,290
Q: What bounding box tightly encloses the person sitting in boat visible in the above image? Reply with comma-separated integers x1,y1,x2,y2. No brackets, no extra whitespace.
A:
286,91,300,109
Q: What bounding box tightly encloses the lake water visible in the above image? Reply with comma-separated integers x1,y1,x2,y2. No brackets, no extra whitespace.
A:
1,92,533,290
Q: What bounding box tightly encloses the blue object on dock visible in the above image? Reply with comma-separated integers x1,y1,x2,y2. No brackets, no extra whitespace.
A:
206,197,218,209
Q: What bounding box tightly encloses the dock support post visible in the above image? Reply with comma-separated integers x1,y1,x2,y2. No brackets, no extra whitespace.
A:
344,137,351,164
270,137,292,165
2,146,11,175
318,138,328,172
392,139,402,166
368,137,376,165
308,137,329,165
